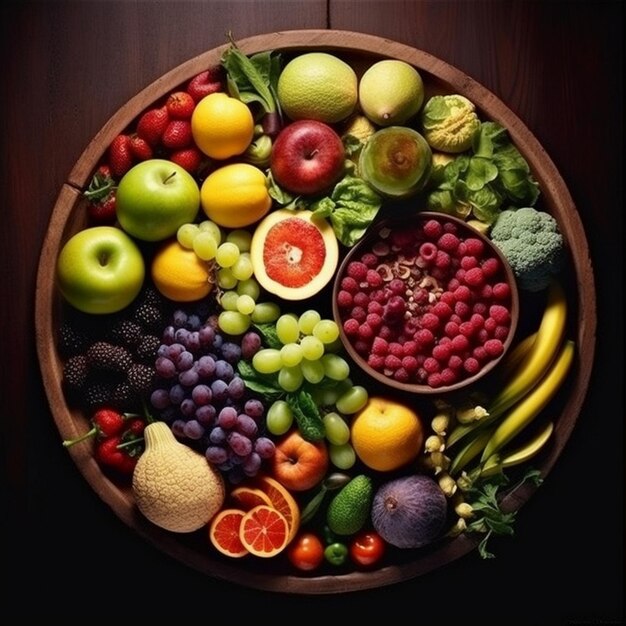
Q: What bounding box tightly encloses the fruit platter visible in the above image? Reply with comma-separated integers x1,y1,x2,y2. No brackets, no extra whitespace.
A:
35,30,595,594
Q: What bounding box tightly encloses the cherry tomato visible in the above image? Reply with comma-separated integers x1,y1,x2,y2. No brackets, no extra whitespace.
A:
287,532,325,572
349,531,386,567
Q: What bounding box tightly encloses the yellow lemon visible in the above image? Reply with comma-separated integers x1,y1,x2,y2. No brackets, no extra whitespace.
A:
191,92,254,160
277,52,358,123
151,239,214,302
200,163,272,229
350,397,424,472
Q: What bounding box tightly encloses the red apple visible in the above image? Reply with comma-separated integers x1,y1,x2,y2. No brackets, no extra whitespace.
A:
270,120,345,195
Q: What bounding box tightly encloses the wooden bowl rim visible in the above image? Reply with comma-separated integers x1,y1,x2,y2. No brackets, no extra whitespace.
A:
35,29,597,594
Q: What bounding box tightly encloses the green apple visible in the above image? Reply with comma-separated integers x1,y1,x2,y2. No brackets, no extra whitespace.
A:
56,226,145,314
116,159,200,241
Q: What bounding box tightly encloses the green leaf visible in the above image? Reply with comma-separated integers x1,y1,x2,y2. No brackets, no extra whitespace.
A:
253,322,282,349
300,486,328,525
286,390,326,441
236,360,282,399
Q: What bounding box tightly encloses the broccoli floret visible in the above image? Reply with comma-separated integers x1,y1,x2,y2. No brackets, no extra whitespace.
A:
490,207,565,292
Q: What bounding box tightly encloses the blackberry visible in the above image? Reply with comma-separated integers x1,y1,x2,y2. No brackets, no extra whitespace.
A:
133,303,163,333
110,319,143,348
62,355,89,389
110,380,137,409
127,362,155,394
58,323,90,357
135,334,160,363
82,380,117,411
86,341,133,372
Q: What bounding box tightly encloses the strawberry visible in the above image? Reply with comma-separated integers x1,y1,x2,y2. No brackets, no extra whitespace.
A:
84,165,117,223
186,66,224,103
136,105,170,146
166,91,196,119
95,436,138,475
87,191,117,224
62,408,126,447
108,134,134,177
169,147,203,174
128,133,153,161
162,119,192,150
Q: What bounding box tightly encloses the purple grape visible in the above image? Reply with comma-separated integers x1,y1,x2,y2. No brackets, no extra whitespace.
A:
191,384,212,406
161,325,176,345
172,310,188,328
176,350,194,371
183,419,204,439
213,333,223,351
178,367,199,387
242,452,262,477
169,384,186,405
228,432,253,457
157,343,170,358
254,437,276,459
180,398,196,417
218,460,234,472
150,388,171,410
227,377,245,399
199,325,215,348
241,331,262,359
196,355,216,378
171,419,187,438
186,331,201,353
155,356,176,378
211,379,229,402
221,341,242,364
206,446,228,465
196,404,216,425
244,398,264,419
167,343,185,359
217,406,238,429
236,414,258,437
214,359,234,382
209,426,227,445
187,314,202,331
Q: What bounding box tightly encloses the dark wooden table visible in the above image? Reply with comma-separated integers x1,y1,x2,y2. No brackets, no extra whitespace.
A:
3,1,623,621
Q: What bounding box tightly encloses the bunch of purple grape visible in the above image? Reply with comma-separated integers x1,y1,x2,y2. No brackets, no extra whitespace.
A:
149,310,274,484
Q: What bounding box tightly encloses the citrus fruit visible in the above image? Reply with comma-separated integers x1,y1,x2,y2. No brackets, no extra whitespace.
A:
200,163,272,229
358,59,424,126
252,474,301,542
250,209,339,301
191,92,254,159
151,238,214,301
209,508,248,558
229,486,273,511
277,52,358,123
238,504,290,557
350,396,425,472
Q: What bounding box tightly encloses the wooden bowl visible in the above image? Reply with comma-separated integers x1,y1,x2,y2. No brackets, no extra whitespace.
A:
34,30,596,594
332,212,520,395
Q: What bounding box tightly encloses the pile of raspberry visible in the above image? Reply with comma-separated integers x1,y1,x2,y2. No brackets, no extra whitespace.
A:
335,217,514,389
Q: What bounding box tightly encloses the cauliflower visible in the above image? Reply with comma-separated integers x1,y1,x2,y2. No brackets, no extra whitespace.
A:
490,207,565,292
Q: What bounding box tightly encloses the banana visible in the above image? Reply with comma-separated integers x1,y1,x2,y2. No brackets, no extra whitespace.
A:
498,331,537,381
476,421,554,479
447,280,567,449
480,339,575,462
449,426,495,476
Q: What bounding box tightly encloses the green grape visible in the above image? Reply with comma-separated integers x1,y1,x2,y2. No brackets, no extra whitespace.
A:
323,337,344,353
236,277,261,301
218,310,251,336
278,364,304,392
220,290,239,312
300,358,325,384
266,400,294,436
231,253,254,281
312,319,340,344
323,412,350,445
236,294,256,315
298,309,321,335
252,348,283,374
217,267,238,290
198,219,222,244
335,385,369,414
300,335,325,361
321,353,350,381
215,242,240,268
329,443,356,470
276,314,300,345
177,223,199,249
192,231,218,261
280,342,303,367
250,301,281,324
226,229,252,252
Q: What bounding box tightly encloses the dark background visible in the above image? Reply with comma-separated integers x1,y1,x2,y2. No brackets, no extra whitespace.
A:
2,1,623,622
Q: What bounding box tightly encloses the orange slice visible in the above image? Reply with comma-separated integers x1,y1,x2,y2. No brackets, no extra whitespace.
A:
229,486,273,511
208,509,248,558
252,474,301,543
239,505,289,558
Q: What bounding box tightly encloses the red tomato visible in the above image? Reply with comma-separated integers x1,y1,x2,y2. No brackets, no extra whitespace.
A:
349,531,386,567
287,532,325,572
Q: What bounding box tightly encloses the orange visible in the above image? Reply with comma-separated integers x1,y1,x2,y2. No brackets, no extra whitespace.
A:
191,92,254,160
229,486,273,511
350,396,424,472
239,505,289,558
252,474,301,543
208,509,248,558
200,163,272,229
151,238,214,301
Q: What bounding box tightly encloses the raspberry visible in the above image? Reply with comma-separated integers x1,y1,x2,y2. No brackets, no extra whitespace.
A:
444,321,460,338
438,233,460,252
421,313,440,330
464,238,485,257
388,278,405,295
480,284,493,300
423,357,440,373
361,252,378,267
367,354,385,370
461,255,478,270
476,328,490,344
366,312,383,329
371,337,389,355
489,304,511,325
464,267,485,287
371,289,387,304
440,368,457,386
455,301,471,319
354,340,371,356
448,354,463,370
402,340,418,356
393,367,410,383
337,290,353,308
343,318,359,336
350,306,367,322
454,285,472,302
440,290,455,306
341,276,359,293
459,321,475,338
432,343,452,362
389,342,404,358
494,325,510,341
353,291,370,308
447,277,460,292
379,325,393,340
451,334,470,353
470,313,485,330
401,355,418,372
463,357,481,375
427,372,444,388
473,302,488,316
432,301,453,320
481,256,500,277
347,261,368,281
484,317,498,334
435,250,451,269
492,282,511,300
473,346,488,362
367,300,384,315
419,242,438,263
415,328,435,346
366,269,383,288
384,354,402,370
358,323,374,341
423,219,443,239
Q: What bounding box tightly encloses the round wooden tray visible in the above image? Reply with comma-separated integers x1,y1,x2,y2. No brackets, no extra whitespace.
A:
35,30,596,594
